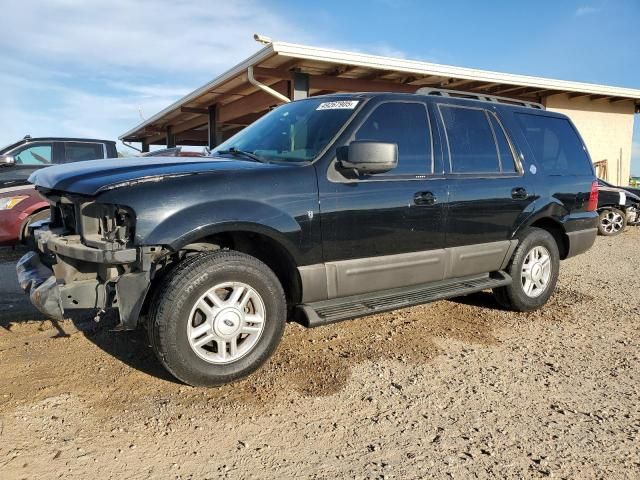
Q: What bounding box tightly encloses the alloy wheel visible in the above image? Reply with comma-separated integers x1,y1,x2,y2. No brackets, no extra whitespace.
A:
600,210,624,234
187,282,266,364
521,245,552,298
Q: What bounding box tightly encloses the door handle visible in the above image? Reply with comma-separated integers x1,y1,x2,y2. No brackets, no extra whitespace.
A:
511,187,528,200
414,191,436,206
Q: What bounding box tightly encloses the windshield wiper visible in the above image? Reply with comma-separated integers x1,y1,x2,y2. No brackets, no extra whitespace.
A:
215,147,265,163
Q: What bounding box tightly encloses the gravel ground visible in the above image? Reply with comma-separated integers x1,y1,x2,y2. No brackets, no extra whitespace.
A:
0,231,638,479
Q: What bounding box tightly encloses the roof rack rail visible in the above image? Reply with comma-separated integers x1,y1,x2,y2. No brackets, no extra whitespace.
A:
416,87,545,110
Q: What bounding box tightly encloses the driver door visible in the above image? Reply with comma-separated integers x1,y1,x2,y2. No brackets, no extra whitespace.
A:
317,99,448,298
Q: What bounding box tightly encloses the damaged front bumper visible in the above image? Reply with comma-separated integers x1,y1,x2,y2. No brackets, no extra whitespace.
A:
17,251,65,320
16,226,156,329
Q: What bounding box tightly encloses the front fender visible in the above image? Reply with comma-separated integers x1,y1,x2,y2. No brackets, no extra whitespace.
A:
142,199,307,263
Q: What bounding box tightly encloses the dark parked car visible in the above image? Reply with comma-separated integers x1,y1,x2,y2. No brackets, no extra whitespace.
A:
0,136,118,190
17,90,598,386
600,179,640,199
596,179,640,236
0,136,118,245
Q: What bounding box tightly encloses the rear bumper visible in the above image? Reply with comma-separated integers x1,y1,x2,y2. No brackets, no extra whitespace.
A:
566,228,597,258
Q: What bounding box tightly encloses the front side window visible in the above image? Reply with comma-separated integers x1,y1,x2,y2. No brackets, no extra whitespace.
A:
12,143,53,165
354,102,432,175
64,142,104,163
440,105,501,174
213,98,360,163
516,113,591,175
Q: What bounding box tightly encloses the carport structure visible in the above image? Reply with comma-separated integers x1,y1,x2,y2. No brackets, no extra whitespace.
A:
120,38,640,185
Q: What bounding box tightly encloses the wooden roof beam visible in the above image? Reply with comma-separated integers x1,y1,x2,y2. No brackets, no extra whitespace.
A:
408,75,443,86
180,106,208,114
308,75,418,93
466,82,501,92
568,92,590,99
443,78,477,89
490,85,530,95
610,97,634,103
218,81,289,123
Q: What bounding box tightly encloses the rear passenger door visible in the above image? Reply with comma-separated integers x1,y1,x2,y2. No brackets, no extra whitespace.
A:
435,102,534,277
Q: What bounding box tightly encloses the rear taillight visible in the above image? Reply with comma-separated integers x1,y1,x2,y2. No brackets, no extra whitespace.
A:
587,180,598,211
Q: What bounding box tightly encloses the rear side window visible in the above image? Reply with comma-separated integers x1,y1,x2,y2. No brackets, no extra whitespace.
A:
440,106,502,174
516,114,591,175
355,102,431,175
64,142,104,163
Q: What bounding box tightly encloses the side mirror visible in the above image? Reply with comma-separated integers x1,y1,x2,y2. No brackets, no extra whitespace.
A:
0,154,16,166
337,140,398,174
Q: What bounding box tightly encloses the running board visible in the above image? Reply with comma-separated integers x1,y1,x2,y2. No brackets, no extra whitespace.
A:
295,272,511,328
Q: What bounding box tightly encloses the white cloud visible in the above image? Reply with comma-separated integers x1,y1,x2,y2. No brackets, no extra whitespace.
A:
0,0,314,74
575,6,599,16
0,0,318,151
0,0,429,152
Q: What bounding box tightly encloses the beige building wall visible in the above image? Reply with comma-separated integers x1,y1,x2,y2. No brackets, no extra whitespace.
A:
545,94,635,185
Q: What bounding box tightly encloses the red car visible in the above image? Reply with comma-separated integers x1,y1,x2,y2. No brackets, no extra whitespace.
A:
0,186,50,246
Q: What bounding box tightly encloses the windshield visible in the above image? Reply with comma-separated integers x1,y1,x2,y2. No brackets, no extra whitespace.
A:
212,98,361,162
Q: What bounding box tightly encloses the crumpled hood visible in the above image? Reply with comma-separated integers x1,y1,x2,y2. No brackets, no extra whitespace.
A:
29,155,277,196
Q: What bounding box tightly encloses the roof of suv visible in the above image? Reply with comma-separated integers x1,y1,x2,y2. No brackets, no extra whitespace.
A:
308,91,550,116
1,137,116,154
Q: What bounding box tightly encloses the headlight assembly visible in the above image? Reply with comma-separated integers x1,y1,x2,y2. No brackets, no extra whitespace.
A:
0,195,29,210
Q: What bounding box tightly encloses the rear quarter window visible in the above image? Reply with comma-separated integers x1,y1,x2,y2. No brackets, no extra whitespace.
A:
63,142,104,163
516,113,592,175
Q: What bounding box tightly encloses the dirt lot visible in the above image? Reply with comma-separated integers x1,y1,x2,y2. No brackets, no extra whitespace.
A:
0,231,639,479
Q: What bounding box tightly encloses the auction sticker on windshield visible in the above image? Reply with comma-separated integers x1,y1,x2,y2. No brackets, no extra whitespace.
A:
316,100,359,110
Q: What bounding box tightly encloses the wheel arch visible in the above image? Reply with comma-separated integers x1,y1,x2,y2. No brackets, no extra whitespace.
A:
175,226,303,306
19,206,50,241
515,215,570,260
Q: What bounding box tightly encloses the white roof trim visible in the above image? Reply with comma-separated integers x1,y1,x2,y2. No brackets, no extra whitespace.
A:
121,40,640,140
272,41,640,98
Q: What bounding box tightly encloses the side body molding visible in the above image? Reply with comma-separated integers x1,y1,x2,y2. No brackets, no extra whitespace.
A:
299,240,518,303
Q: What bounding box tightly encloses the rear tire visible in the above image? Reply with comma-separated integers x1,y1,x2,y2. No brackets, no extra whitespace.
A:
598,208,626,236
493,228,559,312
148,250,286,387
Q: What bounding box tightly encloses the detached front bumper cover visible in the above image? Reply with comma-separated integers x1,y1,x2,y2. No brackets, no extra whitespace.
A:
16,251,64,320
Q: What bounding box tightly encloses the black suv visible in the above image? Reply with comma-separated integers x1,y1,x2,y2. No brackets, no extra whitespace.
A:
17,91,598,386
0,136,118,190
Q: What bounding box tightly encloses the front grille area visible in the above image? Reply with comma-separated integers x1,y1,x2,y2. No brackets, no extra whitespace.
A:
40,192,134,249
58,203,78,234
47,198,80,235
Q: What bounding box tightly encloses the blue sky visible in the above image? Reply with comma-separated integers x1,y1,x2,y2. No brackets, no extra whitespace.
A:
1,0,638,171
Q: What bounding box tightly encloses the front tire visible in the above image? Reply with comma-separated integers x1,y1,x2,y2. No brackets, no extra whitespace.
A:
148,250,286,387
598,208,626,236
493,228,560,312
